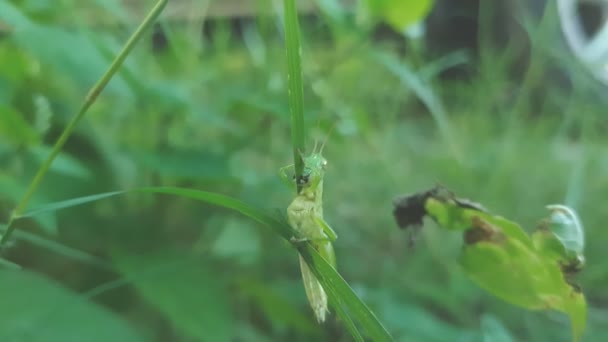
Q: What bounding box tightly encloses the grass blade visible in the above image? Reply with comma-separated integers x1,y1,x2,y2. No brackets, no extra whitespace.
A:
298,243,393,341
21,187,393,341
283,0,306,192
18,191,124,219
0,0,168,247
374,51,460,160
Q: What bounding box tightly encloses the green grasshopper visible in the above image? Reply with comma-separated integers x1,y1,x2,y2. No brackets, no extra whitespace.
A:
280,141,337,323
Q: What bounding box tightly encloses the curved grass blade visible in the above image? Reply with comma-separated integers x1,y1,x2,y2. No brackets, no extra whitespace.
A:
374,51,460,160
298,242,393,342
18,191,124,219
21,187,393,341
0,0,168,247
329,298,364,342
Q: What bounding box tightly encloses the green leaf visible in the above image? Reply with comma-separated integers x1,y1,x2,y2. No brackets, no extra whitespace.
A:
363,0,435,32
423,195,587,341
0,269,143,341
113,250,234,342
283,0,306,192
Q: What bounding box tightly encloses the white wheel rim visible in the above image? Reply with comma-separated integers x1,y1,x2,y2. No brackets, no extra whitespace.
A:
558,0,608,82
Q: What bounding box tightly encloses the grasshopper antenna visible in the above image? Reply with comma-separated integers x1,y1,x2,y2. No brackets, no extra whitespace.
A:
319,121,337,154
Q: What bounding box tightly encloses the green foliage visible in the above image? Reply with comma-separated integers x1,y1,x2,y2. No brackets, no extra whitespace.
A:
0,0,607,341
113,251,234,342
0,269,144,341
424,195,586,341
18,186,392,341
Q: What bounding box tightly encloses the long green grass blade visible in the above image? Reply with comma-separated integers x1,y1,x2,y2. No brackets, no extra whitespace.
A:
374,52,460,160
18,192,124,219
298,243,393,341
20,187,393,341
0,0,168,247
327,292,365,342
283,0,306,193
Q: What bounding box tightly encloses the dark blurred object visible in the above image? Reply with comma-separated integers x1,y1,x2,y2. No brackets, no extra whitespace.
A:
424,0,533,79
393,185,487,231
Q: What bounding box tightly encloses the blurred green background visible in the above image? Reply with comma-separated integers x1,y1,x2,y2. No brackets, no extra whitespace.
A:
1,0,607,341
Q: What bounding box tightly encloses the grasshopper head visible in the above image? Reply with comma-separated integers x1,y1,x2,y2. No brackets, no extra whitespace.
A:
298,152,327,189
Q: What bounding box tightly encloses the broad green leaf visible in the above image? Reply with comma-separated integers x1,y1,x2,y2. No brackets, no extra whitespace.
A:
423,196,587,342
0,269,143,342
460,239,565,310
113,250,234,342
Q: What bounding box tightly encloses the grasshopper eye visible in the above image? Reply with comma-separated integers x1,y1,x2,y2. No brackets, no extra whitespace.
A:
322,160,328,169
297,174,310,186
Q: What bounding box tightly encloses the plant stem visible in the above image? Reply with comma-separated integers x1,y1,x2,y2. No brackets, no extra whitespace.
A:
0,0,168,247
283,0,306,193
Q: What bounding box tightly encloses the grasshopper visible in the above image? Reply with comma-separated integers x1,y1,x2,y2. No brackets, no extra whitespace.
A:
281,141,337,323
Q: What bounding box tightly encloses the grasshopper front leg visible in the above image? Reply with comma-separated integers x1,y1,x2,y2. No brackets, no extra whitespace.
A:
279,164,295,189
